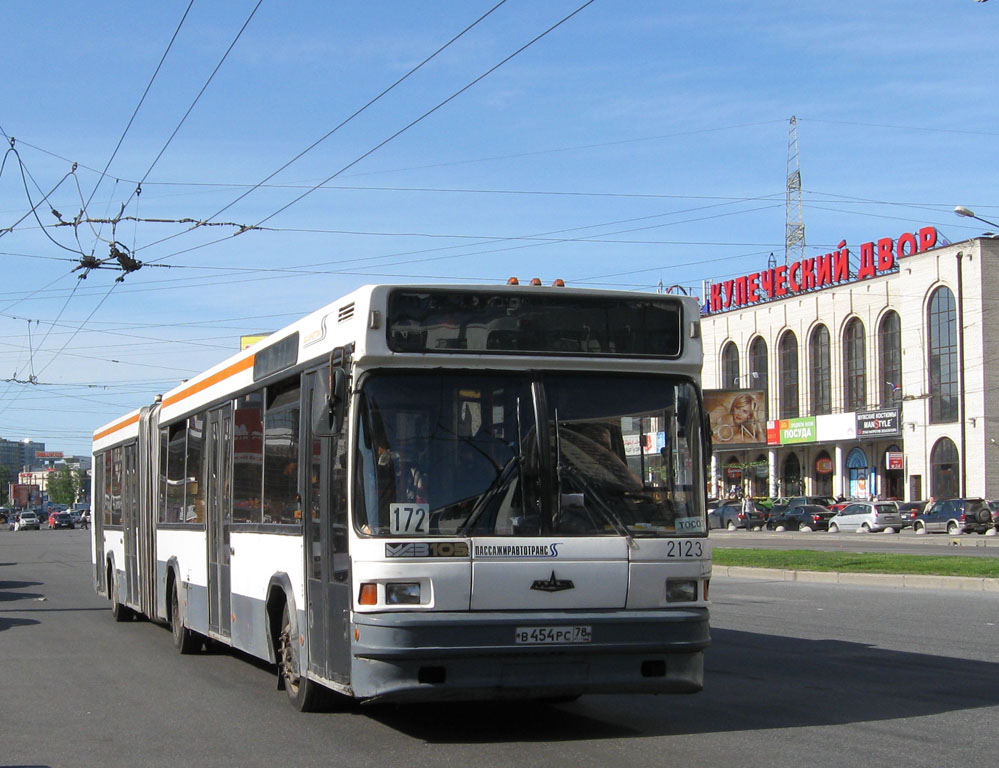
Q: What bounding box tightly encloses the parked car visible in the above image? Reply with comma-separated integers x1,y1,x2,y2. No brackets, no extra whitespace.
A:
828,501,903,533
709,500,767,530
912,498,994,535
896,500,929,529
48,511,74,529
14,511,40,531
786,495,837,509
766,504,836,532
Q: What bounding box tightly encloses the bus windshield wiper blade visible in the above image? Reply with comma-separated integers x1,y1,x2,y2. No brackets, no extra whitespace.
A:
562,462,635,548
456,457,518,537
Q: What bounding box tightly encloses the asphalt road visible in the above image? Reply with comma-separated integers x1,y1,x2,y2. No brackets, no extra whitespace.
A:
2,528,998,768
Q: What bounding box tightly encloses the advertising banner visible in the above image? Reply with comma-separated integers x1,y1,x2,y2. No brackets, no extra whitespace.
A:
767,417,817,445
856,408,901,438
705,389,767,446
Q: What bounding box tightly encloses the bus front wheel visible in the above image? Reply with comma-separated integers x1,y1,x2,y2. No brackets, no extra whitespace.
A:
278,603,325,712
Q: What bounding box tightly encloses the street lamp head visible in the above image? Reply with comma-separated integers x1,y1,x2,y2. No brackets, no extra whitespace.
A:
954,205,999,233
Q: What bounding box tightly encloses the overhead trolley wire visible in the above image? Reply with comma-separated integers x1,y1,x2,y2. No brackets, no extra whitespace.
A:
83,0,197,214
133,0,512,258
136,0,599,266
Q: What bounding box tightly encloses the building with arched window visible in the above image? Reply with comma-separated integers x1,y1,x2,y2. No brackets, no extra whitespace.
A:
701,228,999,502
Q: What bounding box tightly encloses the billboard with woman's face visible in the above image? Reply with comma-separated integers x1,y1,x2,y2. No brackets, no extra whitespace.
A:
705,389,767,446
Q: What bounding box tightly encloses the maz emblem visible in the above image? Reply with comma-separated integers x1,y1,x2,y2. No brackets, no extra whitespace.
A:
530,571,574,592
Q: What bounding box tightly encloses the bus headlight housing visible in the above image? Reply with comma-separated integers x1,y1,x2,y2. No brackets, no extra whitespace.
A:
385,582,422,605
665,579,697,603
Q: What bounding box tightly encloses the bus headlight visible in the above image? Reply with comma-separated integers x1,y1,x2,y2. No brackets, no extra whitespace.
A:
665,579,697,603
385,582,421,605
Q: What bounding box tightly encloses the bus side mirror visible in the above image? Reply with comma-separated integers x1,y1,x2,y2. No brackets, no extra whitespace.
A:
312,367,347,436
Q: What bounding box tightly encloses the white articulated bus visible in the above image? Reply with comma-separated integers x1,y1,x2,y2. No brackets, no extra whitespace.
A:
92,283,712,709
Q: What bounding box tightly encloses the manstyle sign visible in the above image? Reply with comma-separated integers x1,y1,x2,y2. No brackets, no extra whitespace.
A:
856,408,901,438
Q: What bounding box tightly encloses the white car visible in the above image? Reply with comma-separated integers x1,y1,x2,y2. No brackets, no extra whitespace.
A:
829,501,903,533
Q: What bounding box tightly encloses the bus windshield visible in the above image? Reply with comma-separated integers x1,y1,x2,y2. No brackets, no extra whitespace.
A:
354,372,705,538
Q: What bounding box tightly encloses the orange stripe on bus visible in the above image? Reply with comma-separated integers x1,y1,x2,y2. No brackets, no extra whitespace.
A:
93,413,140,442
161,354,256,409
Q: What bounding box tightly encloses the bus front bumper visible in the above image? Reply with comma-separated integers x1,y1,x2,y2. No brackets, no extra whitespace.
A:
349,608,709,703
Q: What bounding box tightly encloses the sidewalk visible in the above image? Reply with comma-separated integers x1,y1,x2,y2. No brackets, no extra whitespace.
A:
714,565,999,592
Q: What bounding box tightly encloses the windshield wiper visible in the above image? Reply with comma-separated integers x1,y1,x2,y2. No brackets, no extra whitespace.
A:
455,456,519,536
560,456,635,548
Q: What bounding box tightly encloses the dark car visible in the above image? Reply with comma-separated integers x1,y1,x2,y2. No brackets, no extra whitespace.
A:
48,511,75,529
710,500,767,530
896,500,929,529
766,504,836,532
912,498,993,535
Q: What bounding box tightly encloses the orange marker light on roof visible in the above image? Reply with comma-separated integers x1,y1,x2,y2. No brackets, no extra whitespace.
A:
507,277,519,285
552,278,565,287
530,277,542,286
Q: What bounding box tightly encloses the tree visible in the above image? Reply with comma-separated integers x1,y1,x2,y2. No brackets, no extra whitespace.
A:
47,466,78,506
74,468,89,503
0,464,9,505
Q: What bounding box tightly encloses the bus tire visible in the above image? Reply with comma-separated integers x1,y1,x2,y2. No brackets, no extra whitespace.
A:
278,602,324,712
110,566,133,623
171,582,201,654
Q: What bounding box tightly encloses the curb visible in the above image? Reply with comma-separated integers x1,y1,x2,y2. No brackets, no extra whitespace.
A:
713,565,999,592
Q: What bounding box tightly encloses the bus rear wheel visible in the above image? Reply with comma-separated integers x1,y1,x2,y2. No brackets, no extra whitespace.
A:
110,567,133,622
278,603,325,712
171,582,201,654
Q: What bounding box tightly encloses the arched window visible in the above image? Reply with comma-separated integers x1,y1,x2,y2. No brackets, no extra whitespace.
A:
843,318,866,412
721,342,740,389
930,437,959,498
927,287,958,423
846,447,869,499
749,337,768,397
879,311,901,407
778,331,799,419
751,453,769,497
809,324,831,415
781,453,801,496
814,450,833,496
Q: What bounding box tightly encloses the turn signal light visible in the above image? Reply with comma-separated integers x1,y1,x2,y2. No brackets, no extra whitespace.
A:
358,583,378,605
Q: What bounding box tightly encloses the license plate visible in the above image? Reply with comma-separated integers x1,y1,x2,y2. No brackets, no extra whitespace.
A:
515,625,592,644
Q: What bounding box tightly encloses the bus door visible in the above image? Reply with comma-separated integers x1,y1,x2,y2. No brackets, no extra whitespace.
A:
206,404,233,638
305,370,351,683
123,443,140,608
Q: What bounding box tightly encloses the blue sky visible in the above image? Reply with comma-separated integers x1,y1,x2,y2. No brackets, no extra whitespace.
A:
1,0,997,457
